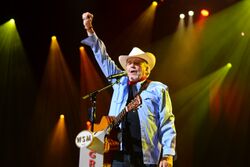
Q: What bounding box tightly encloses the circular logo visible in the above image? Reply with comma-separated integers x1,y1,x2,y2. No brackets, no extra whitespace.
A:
75,130,93,148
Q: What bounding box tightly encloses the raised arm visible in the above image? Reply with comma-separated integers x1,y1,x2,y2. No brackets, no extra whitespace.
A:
81,12,122,78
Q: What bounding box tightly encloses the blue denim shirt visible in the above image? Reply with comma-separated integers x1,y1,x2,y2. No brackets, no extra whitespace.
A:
81,34,176,164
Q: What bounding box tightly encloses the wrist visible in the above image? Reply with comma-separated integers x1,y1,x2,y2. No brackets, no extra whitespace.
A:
85,27,95,35
85,26,93,30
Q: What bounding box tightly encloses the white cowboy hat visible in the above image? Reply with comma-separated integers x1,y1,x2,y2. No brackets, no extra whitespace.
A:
118,47,156,70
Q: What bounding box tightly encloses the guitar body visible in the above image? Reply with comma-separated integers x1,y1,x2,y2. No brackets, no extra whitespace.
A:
93,116,120,152
93,116,120,166
93,116,115,132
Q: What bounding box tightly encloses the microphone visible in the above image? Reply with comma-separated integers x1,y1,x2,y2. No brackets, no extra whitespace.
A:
107,71,127,79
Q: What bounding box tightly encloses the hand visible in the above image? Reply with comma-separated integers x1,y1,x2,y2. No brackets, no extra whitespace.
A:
159,156,173,167
82,12,94,34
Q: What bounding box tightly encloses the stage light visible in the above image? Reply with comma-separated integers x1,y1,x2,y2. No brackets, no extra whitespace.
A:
60,114,64,119
51,36,56,40
188,11,194,16
80,46,84,51
179,13,185,19
9,18,15,25
86,121,92,130
201,9,209,17
226,63,232,69
152,1,158,6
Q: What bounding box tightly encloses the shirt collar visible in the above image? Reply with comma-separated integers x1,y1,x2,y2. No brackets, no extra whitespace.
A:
128,78,147,91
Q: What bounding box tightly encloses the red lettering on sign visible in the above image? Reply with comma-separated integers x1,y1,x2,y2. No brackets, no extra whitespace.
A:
89,159,96,167
89,150,96,159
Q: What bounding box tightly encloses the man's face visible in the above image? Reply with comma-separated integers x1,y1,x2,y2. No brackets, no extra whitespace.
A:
126,57,149,82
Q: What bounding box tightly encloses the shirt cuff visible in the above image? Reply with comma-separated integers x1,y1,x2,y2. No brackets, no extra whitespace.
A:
80,33,98,47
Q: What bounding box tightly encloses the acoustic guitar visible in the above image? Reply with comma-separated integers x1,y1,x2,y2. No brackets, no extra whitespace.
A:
91,95,142,166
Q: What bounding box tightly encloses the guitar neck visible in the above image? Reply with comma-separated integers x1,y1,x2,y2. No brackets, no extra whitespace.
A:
105,95,141,135
105,108,126,135
113,108,127,126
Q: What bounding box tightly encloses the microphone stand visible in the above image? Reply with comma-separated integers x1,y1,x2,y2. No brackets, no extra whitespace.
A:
82,78,122,132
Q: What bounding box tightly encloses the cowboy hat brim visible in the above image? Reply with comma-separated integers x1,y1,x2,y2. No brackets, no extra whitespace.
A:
118,52,156,70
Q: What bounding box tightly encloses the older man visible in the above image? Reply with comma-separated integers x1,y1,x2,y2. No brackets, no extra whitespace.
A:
81,12,176,167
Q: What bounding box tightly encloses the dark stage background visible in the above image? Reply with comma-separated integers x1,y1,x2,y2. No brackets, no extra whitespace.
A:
1,0,249,167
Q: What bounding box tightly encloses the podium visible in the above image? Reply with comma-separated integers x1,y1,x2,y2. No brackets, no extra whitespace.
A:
75,116,117,167
76,130,112,167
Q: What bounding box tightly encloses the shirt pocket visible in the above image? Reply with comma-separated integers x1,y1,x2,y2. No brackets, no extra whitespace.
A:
140,91,158,117
112,85,125,104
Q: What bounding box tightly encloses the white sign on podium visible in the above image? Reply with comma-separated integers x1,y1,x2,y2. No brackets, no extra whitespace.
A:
76,130,107,167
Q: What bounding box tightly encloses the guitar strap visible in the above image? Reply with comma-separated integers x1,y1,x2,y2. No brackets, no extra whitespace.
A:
127,79,151,105
135,79,151,96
